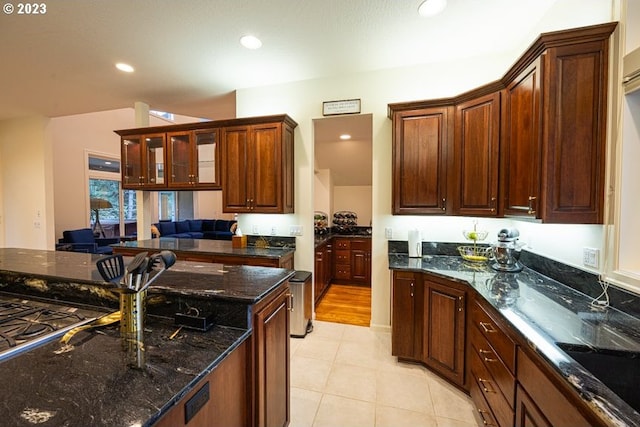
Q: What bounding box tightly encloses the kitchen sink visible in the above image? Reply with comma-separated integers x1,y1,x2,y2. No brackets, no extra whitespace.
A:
556,342,640,413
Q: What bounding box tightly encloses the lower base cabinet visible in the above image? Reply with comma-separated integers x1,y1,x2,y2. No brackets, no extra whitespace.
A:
154,340,249,427
391,271,467,388
516,348,597,427
391,270,609,427
253,285,291,427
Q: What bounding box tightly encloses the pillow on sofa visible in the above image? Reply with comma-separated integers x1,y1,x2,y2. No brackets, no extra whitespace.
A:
202,220,216,232
156,221,176,236
214,220,233,232
188,219,203,232
176,220,190,234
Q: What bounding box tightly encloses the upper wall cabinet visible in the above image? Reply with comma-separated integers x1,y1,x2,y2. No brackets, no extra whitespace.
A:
121,133,167,189
391,106,452,215
388,22,617,224
167,128,221,189
221,115,297,214
453,92,501,216
115,114,297,208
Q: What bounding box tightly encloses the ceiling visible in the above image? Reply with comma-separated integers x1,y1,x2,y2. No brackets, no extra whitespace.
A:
0,0,563,122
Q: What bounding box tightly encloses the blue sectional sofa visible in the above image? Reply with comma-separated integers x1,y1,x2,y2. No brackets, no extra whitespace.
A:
154,219,237,240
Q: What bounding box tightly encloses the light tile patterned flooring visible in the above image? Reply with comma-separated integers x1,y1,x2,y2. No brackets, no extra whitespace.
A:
290,320,479,427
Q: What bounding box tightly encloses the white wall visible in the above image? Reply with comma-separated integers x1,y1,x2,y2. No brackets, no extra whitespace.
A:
0,116,54,249
334,186,372,226
314,169,332,218
236,5,615,330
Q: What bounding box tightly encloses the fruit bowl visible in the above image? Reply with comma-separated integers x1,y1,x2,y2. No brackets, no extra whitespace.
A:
457,245,491,263
462,230,488,242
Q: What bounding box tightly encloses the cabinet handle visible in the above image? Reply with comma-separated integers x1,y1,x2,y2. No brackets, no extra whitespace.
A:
479,322,496,333
477,409,496,426
478,378,496,393
528,196,537,215
458,295,463,311
287,293,294,311
490,197,496,213
410,282,414,298
441,198,446,211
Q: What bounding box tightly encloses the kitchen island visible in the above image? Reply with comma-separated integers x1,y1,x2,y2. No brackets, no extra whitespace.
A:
111,237,295,269
389,247,640,427
0,248,294,427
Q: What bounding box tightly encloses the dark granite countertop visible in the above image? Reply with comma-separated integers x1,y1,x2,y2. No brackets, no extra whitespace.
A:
0,314,249,427
0,247,295,426
111,237,295,260
389,253,640,427
0,248,294,305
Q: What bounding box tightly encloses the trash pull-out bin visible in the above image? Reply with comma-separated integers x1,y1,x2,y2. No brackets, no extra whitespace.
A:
289,270,312,338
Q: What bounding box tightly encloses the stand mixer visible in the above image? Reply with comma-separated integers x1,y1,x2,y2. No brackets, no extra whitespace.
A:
491,228,524,272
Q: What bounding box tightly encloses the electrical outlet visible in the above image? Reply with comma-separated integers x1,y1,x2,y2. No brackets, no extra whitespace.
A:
289,225,303,236
385,227,393,239
252,225,259,234
270,226,277,236
583,247,599,268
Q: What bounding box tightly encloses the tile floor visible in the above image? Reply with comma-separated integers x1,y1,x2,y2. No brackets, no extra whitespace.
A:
290,320,479,427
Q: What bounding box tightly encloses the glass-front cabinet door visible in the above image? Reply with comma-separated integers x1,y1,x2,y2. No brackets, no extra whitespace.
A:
121,136,142,188
167,131,193,187
144,134,166,188
194,128,220,189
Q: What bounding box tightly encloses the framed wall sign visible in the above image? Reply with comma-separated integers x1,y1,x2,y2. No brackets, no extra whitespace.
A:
322,99,361,116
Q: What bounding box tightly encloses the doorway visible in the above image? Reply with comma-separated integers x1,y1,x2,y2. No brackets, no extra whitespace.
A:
312,114,373,326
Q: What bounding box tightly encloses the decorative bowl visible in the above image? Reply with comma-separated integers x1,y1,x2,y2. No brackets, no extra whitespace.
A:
457,245,491,263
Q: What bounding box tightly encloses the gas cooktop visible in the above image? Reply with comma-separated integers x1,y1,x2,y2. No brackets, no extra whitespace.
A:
0,294,107,362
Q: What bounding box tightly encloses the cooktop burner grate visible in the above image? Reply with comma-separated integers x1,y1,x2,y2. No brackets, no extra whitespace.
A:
0,296,105,361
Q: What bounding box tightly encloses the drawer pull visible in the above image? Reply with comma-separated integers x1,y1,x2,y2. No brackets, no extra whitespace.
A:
478,378,496,393
477,409,496,426
478,349,498,362
479,322,496,333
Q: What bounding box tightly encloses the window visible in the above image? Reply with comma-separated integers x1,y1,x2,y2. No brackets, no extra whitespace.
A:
86,152,136,237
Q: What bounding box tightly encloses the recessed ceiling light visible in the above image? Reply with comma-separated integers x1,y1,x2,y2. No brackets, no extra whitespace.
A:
115,62,134,73
339,134,352,140
418,0,447,17
240,35,262,50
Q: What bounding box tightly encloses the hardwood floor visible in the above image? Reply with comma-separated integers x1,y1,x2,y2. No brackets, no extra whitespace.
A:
315,283,371,327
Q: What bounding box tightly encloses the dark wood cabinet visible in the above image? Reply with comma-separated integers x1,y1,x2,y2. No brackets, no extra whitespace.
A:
501,59,542,218
468,299,517,427
389,23,615,224
167,128,221,189
154,340,249,427
453,92,501,216
391,271,467,387
314,240,332,306
221,116,296,214
391,106,452,214
423,277,466,385
115,114,296,201
121,133,167,189
253,285,291,427
391,271,423,361
332,237,371,286
538,39,610,223
516,347,597,427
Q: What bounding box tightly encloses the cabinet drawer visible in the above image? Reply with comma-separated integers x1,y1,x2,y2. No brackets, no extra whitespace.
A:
470,346,514,427
471,300,516,373
334,239,350,250
470,378,500,427
334,250,350,264
334,266,351,280
470,326,515,407
350,239,370,251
